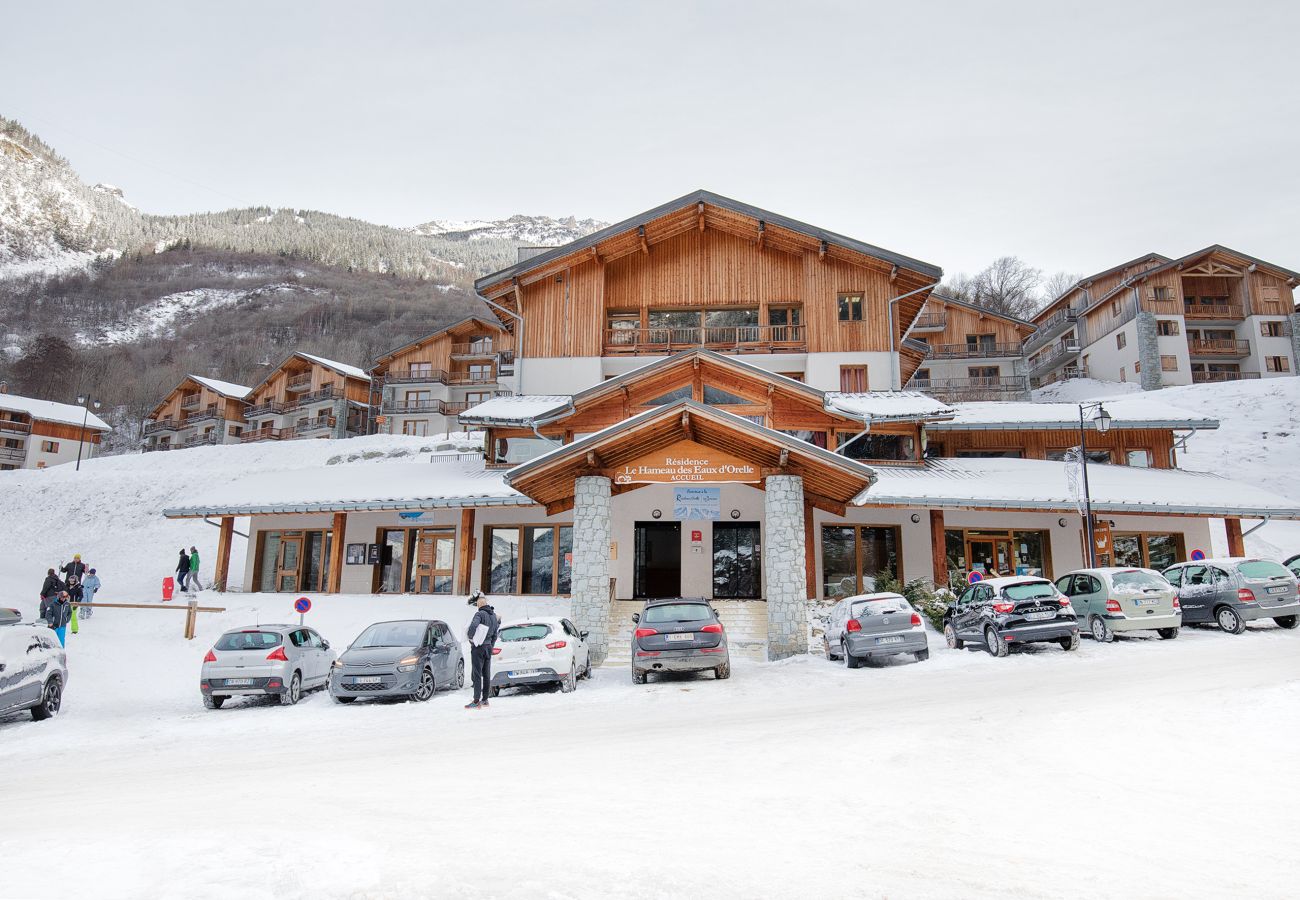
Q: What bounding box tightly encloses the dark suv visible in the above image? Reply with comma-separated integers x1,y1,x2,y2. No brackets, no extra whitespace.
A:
943,576,1080,657
631,598,730,683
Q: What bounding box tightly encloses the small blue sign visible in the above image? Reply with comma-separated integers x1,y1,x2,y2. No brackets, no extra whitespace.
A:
1190,549,1206,561
967,571,983,584
294,597,312,614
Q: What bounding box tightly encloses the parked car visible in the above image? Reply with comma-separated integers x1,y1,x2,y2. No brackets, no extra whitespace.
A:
0,608,67,722
329,619,463,703
1054,568,1181,641
490,616,591,696
943,576,1079,657
824,592,928,667
1284,554,1300,580
1162,558,1300,633
632,598,730,683
201,625,336,709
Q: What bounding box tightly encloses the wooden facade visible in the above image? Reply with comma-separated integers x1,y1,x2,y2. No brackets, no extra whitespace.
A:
913,295,1033,352
149,377,246,428
369,316,511,380
245,354,371,410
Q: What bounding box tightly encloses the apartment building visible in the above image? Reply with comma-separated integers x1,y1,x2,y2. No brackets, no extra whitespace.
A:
0,391,110,470
144,375,251,452
369,316,514,437
241,353,371,442
904,293,1035,401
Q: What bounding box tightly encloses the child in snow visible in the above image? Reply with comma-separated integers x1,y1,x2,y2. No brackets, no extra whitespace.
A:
66,575,82,634
80,568,101,618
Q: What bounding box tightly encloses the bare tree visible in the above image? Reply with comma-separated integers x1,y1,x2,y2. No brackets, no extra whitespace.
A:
1040,270,1083,306
943,257,1044,319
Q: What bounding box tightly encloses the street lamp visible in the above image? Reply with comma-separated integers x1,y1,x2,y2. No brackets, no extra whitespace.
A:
1077,401,1112,566
75,395,102,471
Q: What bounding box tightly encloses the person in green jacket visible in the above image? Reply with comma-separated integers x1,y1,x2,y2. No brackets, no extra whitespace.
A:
188,545,204,592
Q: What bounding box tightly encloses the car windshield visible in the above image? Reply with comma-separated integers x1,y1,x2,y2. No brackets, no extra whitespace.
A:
354,621,426,648
499,624,551,642
1111,571,1169,592
215,631,283,651
643,603,712,624
1002,582,1055,601
1238,561,1292,580
850,596,910,617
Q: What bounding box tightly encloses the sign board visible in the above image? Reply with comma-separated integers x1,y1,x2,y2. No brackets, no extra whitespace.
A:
345,543,367,565
366,543,381,565
613,440,759,485
690,529,703,543
674,486,721,520
294,597,312,614
1190,548,1206,561
967,571,983,584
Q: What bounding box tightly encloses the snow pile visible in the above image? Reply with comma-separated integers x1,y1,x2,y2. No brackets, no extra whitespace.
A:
459,394,571,423
824,390,954,421
189,375,251,399
297,351,370,380
0,392,111,429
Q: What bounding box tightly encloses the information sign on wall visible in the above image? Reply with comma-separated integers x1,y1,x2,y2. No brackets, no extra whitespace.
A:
674,487,721,520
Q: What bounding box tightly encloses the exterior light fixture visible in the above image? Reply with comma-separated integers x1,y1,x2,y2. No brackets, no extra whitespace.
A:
730,509,741,519
651,509,662,519
910,513,921,523
1093,406,1113,434
1058,517,1068,528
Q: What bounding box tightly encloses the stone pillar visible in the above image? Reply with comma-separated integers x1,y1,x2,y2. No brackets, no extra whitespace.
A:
763,474,808,660
571,475,612,664
1136,311,1162,391
1289,313,1300,375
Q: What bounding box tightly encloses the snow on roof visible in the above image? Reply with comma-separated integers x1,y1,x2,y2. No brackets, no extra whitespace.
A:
189,375,251,399
853,457,1300,519
459,395,571,425
0,393,110,430
929,398,1217,431
163,458,529,517
824,391,955,422
298,353,370,381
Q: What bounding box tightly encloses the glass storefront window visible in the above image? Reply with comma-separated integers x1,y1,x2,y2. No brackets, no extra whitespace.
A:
838,433,916,461
1011,531,1046,576
484,525,572,595
821,525,899,598
487,528,520,593
1144,534,1179,570
259,533,281,593
379,529,407,593
1113,534,1143,568
494,436,556,464
524,526,555,594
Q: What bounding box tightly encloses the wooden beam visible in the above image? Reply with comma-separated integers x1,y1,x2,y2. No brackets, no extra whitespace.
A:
756,220,766,253
681,410,694,441
1225,517,1245,556
777,448,789,469
804,501,818,600
546,497,576,516
457,508,475,595
214,515,235,592
638,225,649,255
327,512,347,593
697,201,705,232
586,449,604,468
801,490,846,516
819,239,827,260
929,509,947,589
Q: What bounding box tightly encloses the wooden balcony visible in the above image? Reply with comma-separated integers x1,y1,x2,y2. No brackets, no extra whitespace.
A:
1191,371,1260,384
381,368,497,386
179,393,201,410
298,386,337,405
0,446,27,462
144,418,183,435
1188,339,1250,358
292,416,336,436
451,341,495,358
603,324,807,354
381,399,470,416
911,375,1030,402
910,314,947,332
240,426,285,443
285,373,314,392
244,400,291,418
184,408,223,425
0,418,33,435
1184,303,1244,321
183,432,220,448
926,341,1024,359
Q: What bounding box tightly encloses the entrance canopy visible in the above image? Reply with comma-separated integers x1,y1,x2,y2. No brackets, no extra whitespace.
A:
506,399,878,515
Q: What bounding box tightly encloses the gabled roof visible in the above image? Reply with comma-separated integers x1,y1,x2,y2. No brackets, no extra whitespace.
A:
924,291,1036,330
244,351,370,398
369,315,504,371
474,189,942,296
1129,244,1300,284
1034,252,1171,323
150,374,251,419
0,393,110,431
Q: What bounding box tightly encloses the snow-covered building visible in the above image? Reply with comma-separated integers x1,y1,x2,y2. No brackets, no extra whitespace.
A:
369,316,514,438
241,352,371,442
144,375,251,452
904,292,1035,401
1027,246,1300,390
0,390,110,470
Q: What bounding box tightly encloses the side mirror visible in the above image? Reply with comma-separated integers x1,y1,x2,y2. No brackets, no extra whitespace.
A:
580,630,590,640
631,613,640,624
321,640,330,650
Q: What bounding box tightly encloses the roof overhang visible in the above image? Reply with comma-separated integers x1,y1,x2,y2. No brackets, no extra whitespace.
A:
163,495,533,519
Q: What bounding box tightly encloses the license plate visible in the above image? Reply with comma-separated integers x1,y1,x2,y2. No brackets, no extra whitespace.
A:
666,633,694,642
1025,610,1054,621
355,676,382,684
225,678,253,686
510,669,541,677
1267,586,1289,595
876,636,905,645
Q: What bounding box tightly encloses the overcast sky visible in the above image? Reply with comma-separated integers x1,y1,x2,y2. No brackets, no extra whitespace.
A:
3,0,1297,278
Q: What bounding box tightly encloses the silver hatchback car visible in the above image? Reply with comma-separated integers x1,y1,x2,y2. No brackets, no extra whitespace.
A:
824,592,928,666
1162,557,1300,633
201,625,336,709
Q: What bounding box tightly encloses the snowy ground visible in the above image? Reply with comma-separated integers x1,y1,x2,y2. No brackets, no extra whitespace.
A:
1,590,1297,899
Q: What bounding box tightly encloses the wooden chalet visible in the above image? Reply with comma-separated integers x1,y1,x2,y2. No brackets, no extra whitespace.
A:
0,390,110,471
906,293,1036,401
242,352,371,443
144,375,250,452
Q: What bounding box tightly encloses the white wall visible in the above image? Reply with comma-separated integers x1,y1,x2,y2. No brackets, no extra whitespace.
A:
805,351,897,392
1155,315,1192,386
518,356,603,394
24,432,101,469
1245,317,1296,378
1082,320,1141,384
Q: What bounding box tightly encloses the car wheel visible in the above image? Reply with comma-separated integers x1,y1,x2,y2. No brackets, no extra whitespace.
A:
843,640,861,669
1090,616,1114,643
560,666,577,693
714,660,731,680
914,648,930,662
203,694,226,710
632,666,647,685
278,671,301,706
454,658,465,689
824,636,839,661
1274,615,1298,630
985,627,1009,658
943,623,963,650
490,686,501,698
1157,626,1180,640
1216,606,1247,635
30,676,62,721
1059,632,1080,651
333,695,356,704
583,656,593,679
411,668,435,701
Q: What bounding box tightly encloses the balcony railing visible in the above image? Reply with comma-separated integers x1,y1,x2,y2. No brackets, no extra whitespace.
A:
1027,342,1082,377
183,432,220,448
1029,366,1090,389
1023,307,1079,353
286,373,314,392
0,447,27,462
451,341,495,357
1184,303,1244,321
240,426,286,443
926,342,1025,359
911,375,1030,401
292,416,336,436
382,399,470,416
496,350,515,376
142,442,176,453
0,418,33,434
1188,339,1250,357
184,408,223,425
910,314,947,331
179,394,201,410
1191,371,1261,384
298,386,337,405
144,418,183,435
244,401,291,418
604,324,807,353
380,368,498,386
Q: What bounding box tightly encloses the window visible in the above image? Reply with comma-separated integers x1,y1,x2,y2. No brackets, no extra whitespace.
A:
837,432,915,461
1157,319,1180,336
1114,533,1183,570
778,372,804,382
956,449,1024,459
643,386,692,406
778,429,828,448
1119,367,1126,382
482,525,573,595
1261,321,1284,338
839,366,869,392
607,311,641,346
1161,355,1178,372
409,361,433,378
404,389,431,406
1116,332,1127,350
702,385,751,405
1046,449,1111,463
1152,286,1172,302
467,364,493,381
767,306,802,341
1126,449,1152,468
966,334,996,351
1110,299,1121,317
914,367,932,385
967,366,1000,381
464,391,492,405
402,420,430,436
821,525,899,598
228,424,243,437
493,436,555,464
837,293,864,322
1267,356,1291,373
40,440,59,453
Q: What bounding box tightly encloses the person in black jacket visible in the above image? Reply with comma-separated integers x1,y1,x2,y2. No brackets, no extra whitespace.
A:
176,548,190,592
61,554,87,584
40,569,64,603
465,592,500,709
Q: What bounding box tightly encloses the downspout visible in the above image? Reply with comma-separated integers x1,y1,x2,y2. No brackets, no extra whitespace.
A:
482,294,524,394
833,413,872,455
1242,516,1271,538
889,281,942,390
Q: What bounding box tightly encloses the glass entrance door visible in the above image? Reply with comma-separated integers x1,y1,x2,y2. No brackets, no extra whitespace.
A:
412,529,455,593
276,536,303,592
967,537,1012,577
713,523,761,599
634,522,681,598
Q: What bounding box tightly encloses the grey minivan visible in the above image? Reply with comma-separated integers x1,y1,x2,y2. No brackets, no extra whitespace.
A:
329,619,464,702
1162,558,1300,633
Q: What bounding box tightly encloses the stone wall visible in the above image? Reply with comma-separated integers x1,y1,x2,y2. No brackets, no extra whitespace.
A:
1290,313,1300,374
1135,311,1162,391
762,474,808,660
571,475,613,664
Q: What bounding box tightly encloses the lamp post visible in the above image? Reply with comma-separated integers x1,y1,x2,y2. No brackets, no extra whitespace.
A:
1077,401,1113,566
75,395,102,471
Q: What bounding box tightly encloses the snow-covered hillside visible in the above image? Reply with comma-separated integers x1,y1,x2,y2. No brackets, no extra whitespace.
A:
411,213,607,245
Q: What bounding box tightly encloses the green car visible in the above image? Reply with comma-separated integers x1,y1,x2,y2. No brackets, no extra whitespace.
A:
1054,567,1182,642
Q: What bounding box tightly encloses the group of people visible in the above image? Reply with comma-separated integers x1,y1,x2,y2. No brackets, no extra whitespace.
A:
175,546,203,592
38,554,103,647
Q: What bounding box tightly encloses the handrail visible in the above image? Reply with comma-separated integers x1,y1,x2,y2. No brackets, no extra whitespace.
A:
604,323,806,351
451,341,495,356
1188,339,1250,355
144,418,183,434
1191,371,1261,383
925,342,1024,359
1183,303,1244,320
910,314,947,330
0,418,33,433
